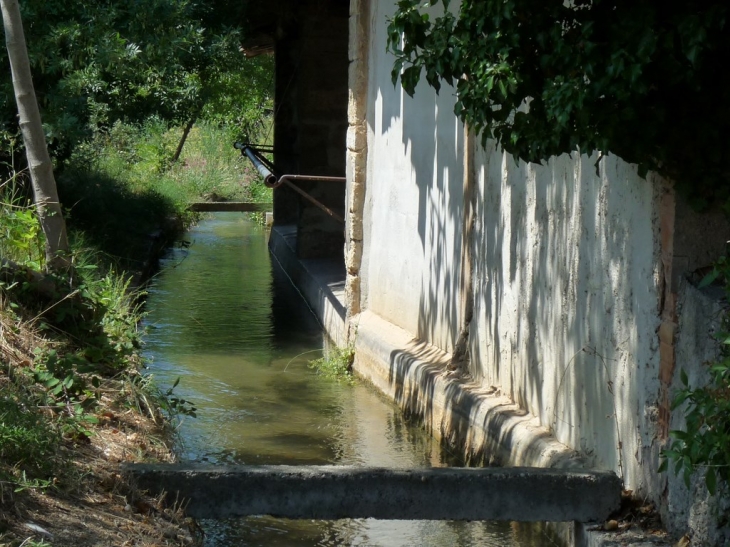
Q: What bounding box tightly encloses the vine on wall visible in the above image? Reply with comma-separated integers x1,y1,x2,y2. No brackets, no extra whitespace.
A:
387,0,729,208
660,260,730,496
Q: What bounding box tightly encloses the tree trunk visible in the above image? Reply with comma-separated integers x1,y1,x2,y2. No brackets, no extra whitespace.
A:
171,117,196,163
2,0,70,271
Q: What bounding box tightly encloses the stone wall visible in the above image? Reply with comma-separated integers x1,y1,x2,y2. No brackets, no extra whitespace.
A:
273,0,349,259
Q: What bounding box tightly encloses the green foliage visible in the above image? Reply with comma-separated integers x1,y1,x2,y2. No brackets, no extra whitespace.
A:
659,257,730,495
200,54,274,143
121,373,197,424
387,0,730,207
309,346,355,383
0,223,145,426
0,394,59,479
54,119,271,264
0,183,45,270
1,0,271,172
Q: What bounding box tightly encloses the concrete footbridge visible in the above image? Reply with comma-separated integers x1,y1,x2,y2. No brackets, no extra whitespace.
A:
123,464,621,522
188,202,272,212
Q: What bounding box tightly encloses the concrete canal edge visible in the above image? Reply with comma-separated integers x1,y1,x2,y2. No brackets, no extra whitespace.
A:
267,226,671,547
123,464,621,523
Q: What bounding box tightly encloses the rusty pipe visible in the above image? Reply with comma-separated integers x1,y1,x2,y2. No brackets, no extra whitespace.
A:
236,142,345,223
278,175,346,223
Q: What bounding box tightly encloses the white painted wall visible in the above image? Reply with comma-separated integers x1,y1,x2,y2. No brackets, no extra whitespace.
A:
361,0,465,353
468,147,664,492
361,0,667,497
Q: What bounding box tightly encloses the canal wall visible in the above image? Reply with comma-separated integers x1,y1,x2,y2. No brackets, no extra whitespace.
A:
336,0,730,544
268,224,347,347
264,0,728,542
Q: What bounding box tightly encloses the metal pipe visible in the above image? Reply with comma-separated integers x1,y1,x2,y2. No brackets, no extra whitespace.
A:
278,175,345,223
235,142,345,223
242,147,278,187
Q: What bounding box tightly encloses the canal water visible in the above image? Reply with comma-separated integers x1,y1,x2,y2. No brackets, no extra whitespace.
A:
143,213,560,547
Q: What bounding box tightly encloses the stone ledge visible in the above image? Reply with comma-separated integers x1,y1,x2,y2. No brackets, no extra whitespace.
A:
351,309,671,546
124,464,621,522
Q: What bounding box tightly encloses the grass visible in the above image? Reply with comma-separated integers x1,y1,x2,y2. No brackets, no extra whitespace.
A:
55,118,273,269
309,345,356,383
0,118,255,545
1,118,258,489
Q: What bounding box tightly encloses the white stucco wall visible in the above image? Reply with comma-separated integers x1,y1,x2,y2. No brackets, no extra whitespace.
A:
361,0,465,353
468,147,664,491
360,0,667,496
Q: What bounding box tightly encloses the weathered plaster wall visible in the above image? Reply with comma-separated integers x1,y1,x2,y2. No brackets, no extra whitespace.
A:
665,279,730,544
468,148,664,494
352,0,730,539
361,0,465,352
361,0,664,496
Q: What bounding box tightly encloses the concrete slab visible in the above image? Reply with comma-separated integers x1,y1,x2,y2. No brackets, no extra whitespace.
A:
124,464,621,522
189,202,272,212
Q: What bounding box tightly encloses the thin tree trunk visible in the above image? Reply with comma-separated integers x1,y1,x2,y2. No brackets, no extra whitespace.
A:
172,117,196,163
2,0,70,271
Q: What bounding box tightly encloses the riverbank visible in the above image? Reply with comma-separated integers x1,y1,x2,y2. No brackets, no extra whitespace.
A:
0,243,202,546
0,347,198,546
1,121,271,546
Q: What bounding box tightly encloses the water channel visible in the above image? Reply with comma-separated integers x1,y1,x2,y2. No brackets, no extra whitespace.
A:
143,213,561,547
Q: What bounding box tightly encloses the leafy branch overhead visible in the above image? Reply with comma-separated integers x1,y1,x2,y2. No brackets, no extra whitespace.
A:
387,0,729,207
0,0,269,166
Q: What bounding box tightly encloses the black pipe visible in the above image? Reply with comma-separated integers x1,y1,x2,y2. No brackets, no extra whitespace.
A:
235,143,278,187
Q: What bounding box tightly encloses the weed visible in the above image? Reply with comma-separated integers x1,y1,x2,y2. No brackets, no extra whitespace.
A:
309,345,356,383
0,181,44,271
660,256,730,495
0,396,59,479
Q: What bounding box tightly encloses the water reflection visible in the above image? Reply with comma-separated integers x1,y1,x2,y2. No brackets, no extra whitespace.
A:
143,214,562,546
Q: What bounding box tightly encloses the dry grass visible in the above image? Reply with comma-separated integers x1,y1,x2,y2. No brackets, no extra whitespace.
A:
0,307,201,547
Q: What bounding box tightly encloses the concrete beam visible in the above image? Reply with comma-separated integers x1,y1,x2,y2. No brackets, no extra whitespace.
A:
188,202,272,212
124,464,621,522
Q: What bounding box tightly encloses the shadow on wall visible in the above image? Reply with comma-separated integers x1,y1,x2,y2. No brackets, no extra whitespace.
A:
385,340,584,469
366,0,660,487
368,0,464,352
469,149,660,481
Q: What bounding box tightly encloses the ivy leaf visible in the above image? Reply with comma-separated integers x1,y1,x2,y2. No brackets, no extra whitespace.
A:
698,268,719,289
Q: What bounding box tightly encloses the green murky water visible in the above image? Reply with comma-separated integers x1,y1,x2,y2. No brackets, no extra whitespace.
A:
143,214,561,547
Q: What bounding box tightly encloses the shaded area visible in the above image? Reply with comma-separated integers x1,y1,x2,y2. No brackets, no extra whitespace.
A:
58,168,180,270
126,463,622,522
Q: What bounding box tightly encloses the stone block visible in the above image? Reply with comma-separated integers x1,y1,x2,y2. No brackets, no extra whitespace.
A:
347,78,368,124
347,123,367,152
348,216,363,241
346,240,363,272
346,150,367,188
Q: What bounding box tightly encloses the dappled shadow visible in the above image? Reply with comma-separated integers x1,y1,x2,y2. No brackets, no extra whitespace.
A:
384,337,586,470
387,340,448,433
467,150,654,478
364,0,658,482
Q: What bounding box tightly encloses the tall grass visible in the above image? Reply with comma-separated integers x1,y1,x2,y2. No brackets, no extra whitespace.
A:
55,118,272,267
1,118,266,493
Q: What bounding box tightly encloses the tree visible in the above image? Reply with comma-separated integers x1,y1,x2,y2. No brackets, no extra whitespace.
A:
0,0,267,170
388,0,730,207
2,0,69,270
